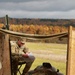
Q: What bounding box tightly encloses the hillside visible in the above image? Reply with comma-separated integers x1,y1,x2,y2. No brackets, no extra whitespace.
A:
0,17,75,27
0,17,69,44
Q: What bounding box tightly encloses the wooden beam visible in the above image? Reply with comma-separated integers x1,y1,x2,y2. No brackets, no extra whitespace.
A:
0,29,68,39
3,34,11,75
0,34,11,75
0,33,3,75
67,26,75,75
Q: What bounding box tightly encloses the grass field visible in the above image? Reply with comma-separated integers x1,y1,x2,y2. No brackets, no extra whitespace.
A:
17,42,67,75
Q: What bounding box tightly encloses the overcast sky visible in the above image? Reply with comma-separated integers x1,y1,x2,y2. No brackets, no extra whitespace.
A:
0,0,75,19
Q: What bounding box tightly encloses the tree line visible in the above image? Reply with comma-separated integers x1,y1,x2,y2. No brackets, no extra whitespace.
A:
1,23,75,43
0,17,75,27
9,24,68,35
9,24,69,43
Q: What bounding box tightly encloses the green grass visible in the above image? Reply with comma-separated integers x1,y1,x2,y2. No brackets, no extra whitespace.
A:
26,42,67,50
18,58,66,75
17,42,67,75
26,42,67,56
30,57,66,74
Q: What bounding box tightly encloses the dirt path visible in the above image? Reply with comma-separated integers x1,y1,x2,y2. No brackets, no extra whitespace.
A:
31,50,67,62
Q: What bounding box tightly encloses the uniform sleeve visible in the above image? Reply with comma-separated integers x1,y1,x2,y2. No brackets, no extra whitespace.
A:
18,46,25,55
15,44,19,54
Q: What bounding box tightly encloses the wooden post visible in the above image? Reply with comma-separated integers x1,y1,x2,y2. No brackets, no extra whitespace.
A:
5,15,9,30
67,26,75,75
0,33,3,75
0,33,11,75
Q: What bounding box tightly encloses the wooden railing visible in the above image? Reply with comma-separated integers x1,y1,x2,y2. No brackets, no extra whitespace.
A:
0,28,68,40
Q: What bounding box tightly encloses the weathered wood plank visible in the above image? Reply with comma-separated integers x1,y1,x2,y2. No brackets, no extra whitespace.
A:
0,33,3,75
0,29,68,39
0,33,11,75
2,34,11,75
67,26,75,75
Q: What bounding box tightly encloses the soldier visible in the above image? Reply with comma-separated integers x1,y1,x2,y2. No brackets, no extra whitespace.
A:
12,40,35,75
